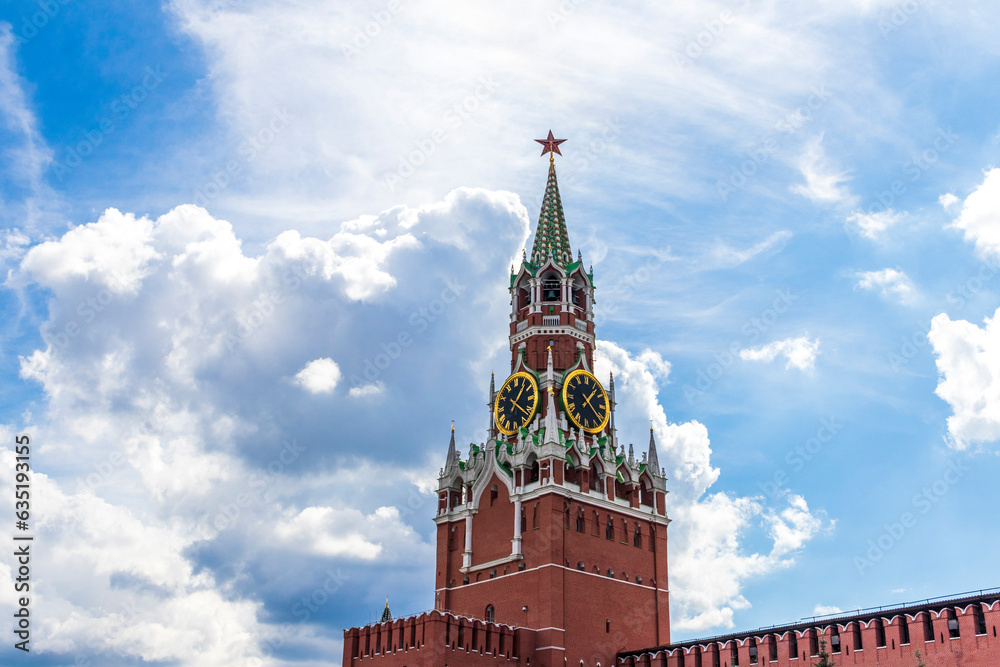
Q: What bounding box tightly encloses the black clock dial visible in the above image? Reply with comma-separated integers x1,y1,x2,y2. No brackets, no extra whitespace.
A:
494,372,539,435
562,370,610,433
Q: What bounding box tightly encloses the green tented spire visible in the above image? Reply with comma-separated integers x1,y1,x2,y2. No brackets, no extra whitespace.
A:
529,159,573,267
380,596,392,623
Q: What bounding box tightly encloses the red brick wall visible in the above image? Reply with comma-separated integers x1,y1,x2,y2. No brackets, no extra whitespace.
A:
471,474,515,565
619,600,1000,667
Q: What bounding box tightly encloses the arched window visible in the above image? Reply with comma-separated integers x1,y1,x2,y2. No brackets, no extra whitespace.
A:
590,464,604,493
542,276,560,301
485,605,495,623
490,484,498,505
528,460,540,484
605,516,614,540
576,509,585,533
564,460,578,485
633,526,642,548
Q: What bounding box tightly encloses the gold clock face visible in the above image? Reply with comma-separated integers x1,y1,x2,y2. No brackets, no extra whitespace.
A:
561,369,610,433
494,372,539,435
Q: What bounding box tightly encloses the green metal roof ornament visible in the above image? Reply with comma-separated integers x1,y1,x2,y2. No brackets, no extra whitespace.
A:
530,131,574,267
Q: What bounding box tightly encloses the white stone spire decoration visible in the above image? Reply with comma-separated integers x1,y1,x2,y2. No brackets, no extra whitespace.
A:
543,385,559,445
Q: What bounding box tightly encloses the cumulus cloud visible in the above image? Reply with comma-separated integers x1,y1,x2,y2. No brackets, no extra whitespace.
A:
6,188,529,664
950,168,1000,259
846,209,903,240
740,336,820,371
939,193,959,209
791,135,853,204
294,357,342,394
928,308,1000,449
854,268,916,304
272,505,416,559
596,342,830,632
18,208,161,294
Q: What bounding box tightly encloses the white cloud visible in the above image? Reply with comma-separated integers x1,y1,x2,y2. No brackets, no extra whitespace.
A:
950,168,1000,259
272,505,412,559
8,189,528,663
18,208,161,294
294,358,342,394
855,268,916,304
928,308,1000,449
595,342,830,632
790,135,853,204
741,336,820,371
0,450,265,664
712,230,793,267
0,26,52,198
939,193,959,209
159,0,891,229
349,381,385,397
813,604,843,616
846,209,903,240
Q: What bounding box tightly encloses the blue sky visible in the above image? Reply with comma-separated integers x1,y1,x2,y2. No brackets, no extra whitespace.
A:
1,0,1000,664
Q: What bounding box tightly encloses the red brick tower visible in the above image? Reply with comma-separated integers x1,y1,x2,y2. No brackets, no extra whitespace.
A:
433,133,671,667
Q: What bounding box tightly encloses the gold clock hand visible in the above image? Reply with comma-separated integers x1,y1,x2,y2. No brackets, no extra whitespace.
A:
513,401,529,415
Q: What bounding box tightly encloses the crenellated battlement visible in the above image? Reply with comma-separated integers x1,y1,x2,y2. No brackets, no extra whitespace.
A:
343,609,531,666
618,590,1000,667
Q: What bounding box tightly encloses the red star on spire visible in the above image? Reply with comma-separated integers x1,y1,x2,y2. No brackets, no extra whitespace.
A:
535,130,566,158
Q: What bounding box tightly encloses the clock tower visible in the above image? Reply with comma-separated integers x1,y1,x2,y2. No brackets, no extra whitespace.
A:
432,133,671,667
